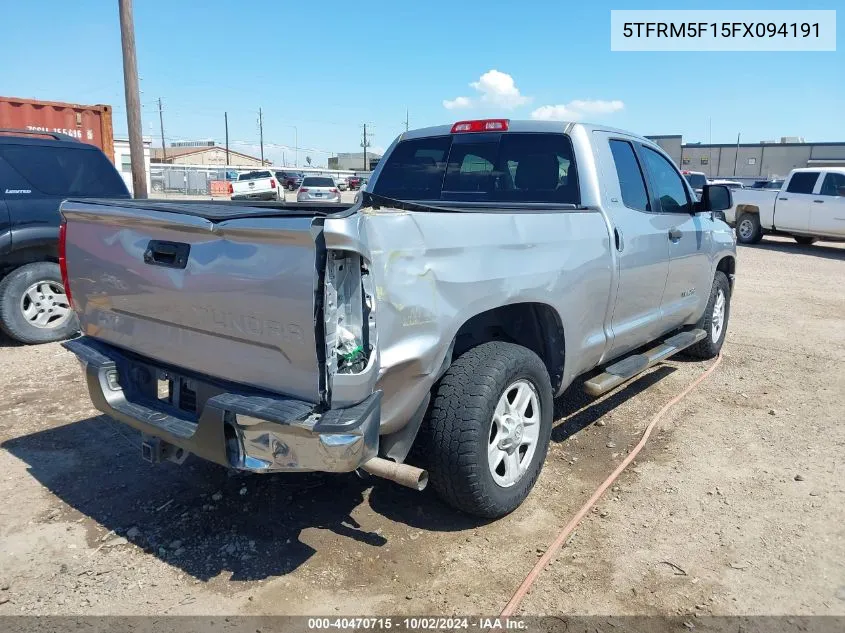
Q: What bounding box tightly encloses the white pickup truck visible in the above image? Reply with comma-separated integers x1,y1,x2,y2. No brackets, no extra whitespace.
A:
727,167,845,245
228,170,283,201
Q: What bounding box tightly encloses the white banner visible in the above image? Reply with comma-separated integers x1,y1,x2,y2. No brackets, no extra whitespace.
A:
611,10,836,51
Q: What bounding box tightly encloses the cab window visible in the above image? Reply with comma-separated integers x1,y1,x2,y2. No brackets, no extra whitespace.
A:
641,147,690,213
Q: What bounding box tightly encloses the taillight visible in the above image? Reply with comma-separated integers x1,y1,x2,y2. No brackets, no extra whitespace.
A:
299,187,309,193
58,219,73,308
227,182,233,194
451,119,509,133
330,188,338,193
270,179,276,188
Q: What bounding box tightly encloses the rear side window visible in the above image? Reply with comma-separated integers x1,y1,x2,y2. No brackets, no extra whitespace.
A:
373,133,579,204
819,172,845,196
0,145,128,197
786,172,820,194
609,140,650,211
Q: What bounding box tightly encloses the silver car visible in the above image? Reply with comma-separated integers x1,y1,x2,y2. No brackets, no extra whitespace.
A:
296,176,341,203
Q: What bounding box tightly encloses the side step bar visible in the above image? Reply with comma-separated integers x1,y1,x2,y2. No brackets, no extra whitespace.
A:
584,329,707,397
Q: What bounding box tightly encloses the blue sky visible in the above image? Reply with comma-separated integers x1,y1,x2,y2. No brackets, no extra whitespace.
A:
2,0,842,167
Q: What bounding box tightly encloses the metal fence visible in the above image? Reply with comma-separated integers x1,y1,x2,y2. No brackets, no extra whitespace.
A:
148,163,373,200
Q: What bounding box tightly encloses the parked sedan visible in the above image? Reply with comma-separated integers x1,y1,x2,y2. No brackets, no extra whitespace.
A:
296,176,341,203
276,171,305,191
335,176,349,191
347,175,362,190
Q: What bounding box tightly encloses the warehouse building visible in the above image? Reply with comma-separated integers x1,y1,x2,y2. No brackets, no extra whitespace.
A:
328,152,382,171
151,144,269,167
646,134,845,180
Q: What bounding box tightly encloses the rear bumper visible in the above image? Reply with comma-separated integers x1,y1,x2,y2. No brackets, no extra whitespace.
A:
231,191,277,200
63,336,380,473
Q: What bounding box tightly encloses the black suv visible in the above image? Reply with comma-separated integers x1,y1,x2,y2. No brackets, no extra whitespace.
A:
0,130,129,344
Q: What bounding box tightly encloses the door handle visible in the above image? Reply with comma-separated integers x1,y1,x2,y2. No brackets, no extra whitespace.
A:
614,227,624,251
813,200,825,204
668,228,683,241
779,197,788,201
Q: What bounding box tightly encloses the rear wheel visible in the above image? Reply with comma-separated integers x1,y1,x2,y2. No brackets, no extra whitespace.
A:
736,213,763,244
420,342,553,518
793,235,817,246
686,271,731,359
0,262,78,344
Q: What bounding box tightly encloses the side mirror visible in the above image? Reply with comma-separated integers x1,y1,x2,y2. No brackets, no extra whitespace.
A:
702,184,732,212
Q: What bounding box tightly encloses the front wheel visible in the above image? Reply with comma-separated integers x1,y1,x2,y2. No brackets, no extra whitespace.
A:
420,342,553,518
685,271,731,359
793,235,817,246
0,262,79,344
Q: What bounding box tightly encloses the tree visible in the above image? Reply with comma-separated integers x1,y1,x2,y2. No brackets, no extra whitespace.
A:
305,156,312,166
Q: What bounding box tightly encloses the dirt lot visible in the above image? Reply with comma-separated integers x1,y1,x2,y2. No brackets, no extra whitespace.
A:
0,236,843,616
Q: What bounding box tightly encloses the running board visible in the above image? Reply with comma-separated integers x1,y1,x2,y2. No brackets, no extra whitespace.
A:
583,329,707,397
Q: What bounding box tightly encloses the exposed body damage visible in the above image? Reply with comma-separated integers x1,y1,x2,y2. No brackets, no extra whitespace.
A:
323,207,613,437
60,120,736,517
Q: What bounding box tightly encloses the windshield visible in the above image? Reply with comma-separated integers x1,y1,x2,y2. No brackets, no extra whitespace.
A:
0,144,129,197
302,177,335,187
683,173,707,189
373,132,579,204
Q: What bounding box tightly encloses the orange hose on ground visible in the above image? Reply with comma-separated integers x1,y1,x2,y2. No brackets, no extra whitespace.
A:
500,355,723,617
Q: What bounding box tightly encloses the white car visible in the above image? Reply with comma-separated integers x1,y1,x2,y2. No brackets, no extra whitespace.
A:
296,176,341,203
335,176,349,191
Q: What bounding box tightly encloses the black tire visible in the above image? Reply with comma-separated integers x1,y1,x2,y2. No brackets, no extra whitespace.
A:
793,236,817,246
420,342,553,519
735,213,763,244
0,262,79,344
686,271,731,359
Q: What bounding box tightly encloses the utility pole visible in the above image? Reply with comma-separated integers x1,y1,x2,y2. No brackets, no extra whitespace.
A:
733,132,741,177
708,117,713,178
157,98,166,162
224,111,229,166
118,0,147,198
361,123,372,171
404,109,409,132
258,107,264,165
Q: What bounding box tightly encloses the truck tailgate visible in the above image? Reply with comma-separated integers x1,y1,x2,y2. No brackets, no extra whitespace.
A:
231,178,274,195
61,200,323,403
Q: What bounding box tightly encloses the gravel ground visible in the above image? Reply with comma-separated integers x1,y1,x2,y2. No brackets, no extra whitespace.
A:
0,236,842,616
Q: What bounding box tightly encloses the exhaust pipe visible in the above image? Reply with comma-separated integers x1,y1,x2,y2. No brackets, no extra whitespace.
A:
359,457,428,491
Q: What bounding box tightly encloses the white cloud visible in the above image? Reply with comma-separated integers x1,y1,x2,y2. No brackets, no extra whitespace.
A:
470,70,531,109
443,96,472,110
442,69,530,111
531,99,625,121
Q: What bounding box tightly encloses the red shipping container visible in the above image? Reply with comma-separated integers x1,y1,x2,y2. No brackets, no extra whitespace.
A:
0,95,115,162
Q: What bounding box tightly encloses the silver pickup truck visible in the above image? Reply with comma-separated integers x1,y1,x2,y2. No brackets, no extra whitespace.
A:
60,120,736,518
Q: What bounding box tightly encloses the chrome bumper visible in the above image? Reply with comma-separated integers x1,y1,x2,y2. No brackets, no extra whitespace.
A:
63,337,380,473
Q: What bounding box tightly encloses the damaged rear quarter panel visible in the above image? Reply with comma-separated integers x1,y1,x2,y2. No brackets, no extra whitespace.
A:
323,207,613,435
